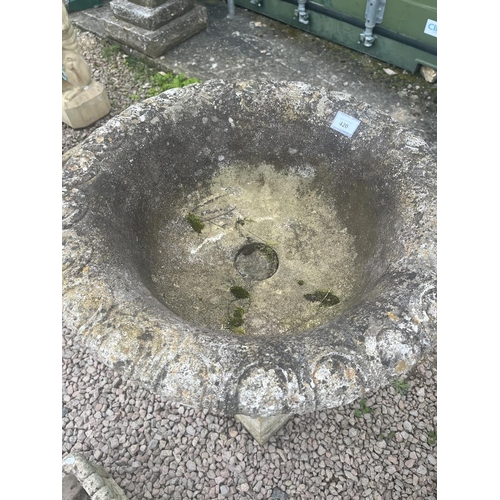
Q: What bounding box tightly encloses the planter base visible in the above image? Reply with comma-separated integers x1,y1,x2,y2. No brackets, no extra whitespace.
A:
236,414,293,445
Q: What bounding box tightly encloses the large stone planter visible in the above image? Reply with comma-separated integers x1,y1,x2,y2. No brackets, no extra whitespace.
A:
62,81,436,441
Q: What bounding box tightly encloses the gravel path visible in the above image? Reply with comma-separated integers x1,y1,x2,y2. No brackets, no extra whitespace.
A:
62,322,437,500
62,30,437,500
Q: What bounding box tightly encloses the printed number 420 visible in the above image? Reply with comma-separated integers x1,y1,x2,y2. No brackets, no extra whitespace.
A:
331,111,360,137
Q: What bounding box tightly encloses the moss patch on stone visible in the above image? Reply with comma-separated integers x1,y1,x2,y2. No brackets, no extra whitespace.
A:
304,290,340,307
226,306,245,333
230,286,250,299
186,212,205,233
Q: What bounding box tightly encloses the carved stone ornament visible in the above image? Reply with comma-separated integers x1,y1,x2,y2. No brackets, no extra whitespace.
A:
62,1,111,129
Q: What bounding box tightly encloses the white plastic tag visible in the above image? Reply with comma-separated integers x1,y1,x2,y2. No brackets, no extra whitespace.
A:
424,19,437,37
331,111,360,138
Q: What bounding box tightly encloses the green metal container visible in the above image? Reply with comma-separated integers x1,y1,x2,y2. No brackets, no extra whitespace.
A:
67,0,103,13
234,0,437,72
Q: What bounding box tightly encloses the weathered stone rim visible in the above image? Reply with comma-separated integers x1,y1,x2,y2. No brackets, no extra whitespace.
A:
62,80,437,417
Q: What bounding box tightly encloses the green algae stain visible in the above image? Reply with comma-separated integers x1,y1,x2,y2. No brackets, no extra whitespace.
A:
226,306,246,334
230,286,250,299
186,212,205,233
231,326,246,335
304,290,340,307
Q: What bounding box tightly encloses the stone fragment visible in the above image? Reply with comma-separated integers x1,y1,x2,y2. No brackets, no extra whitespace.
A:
62,474,91,500
416,465,427,475
270,487,289,499
420,65,437,83
403,421,413,432
62,454,128,500
109,437,120,449
345,470,357,481
82,474,107,496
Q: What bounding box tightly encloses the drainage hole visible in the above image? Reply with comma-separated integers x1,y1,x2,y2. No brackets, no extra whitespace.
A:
234,242,279,281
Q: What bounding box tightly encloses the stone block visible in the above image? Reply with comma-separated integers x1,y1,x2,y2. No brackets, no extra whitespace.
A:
110,0,194,31
62,80,111,129
103,4,207,57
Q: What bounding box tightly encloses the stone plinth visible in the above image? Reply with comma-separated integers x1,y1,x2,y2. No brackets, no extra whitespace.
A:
99,0,207,57
111,0,194,31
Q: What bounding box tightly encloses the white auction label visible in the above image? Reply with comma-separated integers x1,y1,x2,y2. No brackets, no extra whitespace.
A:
330,111,360,138
424,19,437,37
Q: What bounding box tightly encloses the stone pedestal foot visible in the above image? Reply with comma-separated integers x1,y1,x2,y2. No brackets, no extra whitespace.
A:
235,414,293,445
62,80,111,129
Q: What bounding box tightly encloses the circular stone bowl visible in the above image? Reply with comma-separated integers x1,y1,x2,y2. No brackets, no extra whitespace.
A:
62,81,436,418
